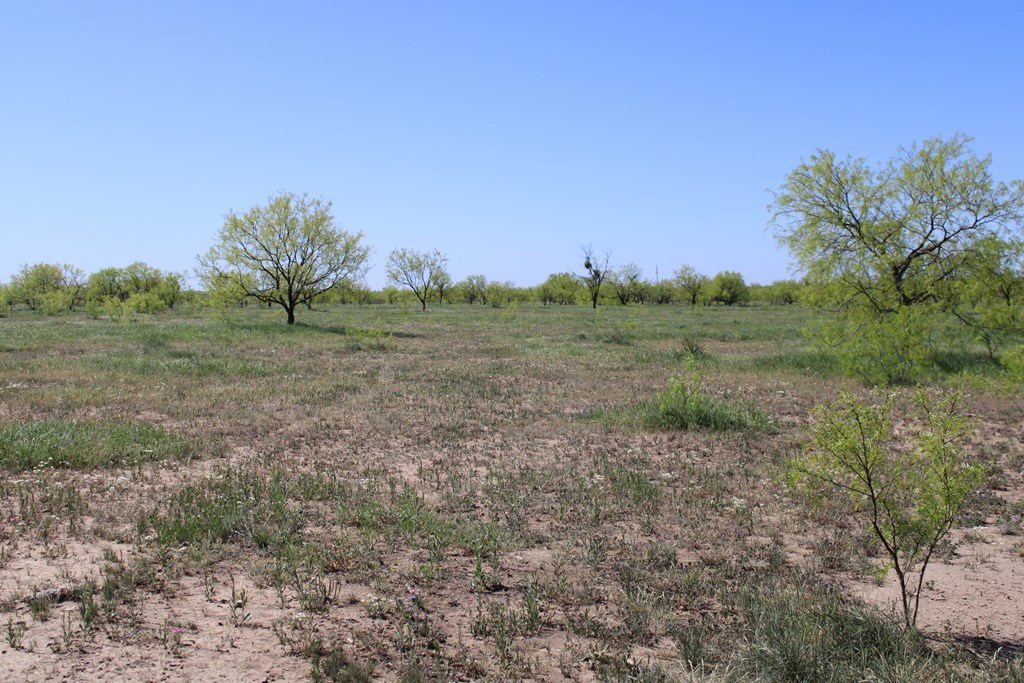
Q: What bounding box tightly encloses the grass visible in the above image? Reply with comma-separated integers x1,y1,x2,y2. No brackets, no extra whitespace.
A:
0,302,1020,681
0,418,192,470
591,366,776,432
734,582,937,682
642,378,775,431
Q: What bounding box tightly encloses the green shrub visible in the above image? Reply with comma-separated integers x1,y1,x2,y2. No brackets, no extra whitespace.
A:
788,390,983,628
813,307,938,386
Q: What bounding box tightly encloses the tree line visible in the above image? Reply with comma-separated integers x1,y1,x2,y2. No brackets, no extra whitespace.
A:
0,261,184,318
3,135,1022,387
0,253,803,317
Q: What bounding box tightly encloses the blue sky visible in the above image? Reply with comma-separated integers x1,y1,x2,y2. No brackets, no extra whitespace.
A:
3,1,1023,289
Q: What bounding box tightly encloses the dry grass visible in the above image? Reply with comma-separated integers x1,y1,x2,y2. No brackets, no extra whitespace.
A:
0,303,1021,681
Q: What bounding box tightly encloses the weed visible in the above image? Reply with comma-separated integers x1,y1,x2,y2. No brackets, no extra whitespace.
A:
78,586,99,637
29,594,52,622
310,642,374,683
229,574,251,627
6,617,26,649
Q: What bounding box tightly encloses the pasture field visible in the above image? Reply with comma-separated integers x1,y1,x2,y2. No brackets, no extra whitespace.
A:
0,303,1022,682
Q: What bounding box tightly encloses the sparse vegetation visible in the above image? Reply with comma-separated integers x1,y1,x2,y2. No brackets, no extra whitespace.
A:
0,303,1020,680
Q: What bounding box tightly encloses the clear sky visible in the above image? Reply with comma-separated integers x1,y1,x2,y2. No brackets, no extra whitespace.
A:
3,1,1023,289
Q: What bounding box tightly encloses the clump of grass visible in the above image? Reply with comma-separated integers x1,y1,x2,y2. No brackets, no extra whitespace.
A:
733,583,945,682
641,366,773,432
679,336,707,359
0,419,192,471
145,467,303,551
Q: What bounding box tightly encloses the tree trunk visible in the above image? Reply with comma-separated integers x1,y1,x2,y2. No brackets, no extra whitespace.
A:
287,308,296,324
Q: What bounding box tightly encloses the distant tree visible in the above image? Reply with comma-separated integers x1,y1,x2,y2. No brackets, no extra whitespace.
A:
62,265,88,310
386,248,449,311
198,192,369,325
649,279,675,304
609,263,643,305
9,263,85,312
539,272,582,305
10,263,60,310
434,269,454,304
673,265,708,306
580,246,611,309
87,267,129,302
0,283,9,316
87,263,183,310
461,274,488,305
766,279,802,305
709,271,749,306
156,272,184,309
122,261,164,295
484,280,514,307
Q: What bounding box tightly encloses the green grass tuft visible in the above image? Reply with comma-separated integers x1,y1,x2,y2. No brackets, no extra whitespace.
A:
0,419,192,471
643,372,774,432
734,584,943,682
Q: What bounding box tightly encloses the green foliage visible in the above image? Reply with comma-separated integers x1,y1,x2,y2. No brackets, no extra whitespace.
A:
766,279,803,305
673,265,708,305
198,192,369,324
539,272,582,305
458,274,488,305
642,362,773,431
385,248,449,311
484,280,520,307
85,263,184,319
10,262,86,312
814,306,939,386
1005,347,1024,385
39,288,75,315
709,270,750,306
788,390,984,628
953,240,1024,356
772,134,1024,384
0,419,192,471
609,263,644,305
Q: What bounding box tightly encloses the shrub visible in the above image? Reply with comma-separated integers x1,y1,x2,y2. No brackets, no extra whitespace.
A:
813,307,938,386
788,390,984,628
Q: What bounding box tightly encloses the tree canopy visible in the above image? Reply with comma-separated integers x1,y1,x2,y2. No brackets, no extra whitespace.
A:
771,134,1024,314
771,134,1024,382
198,192,368,324
385,248,449,311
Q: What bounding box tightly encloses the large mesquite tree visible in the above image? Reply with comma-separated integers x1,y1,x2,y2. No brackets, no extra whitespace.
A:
198,192,369,324
771,134,1024,383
